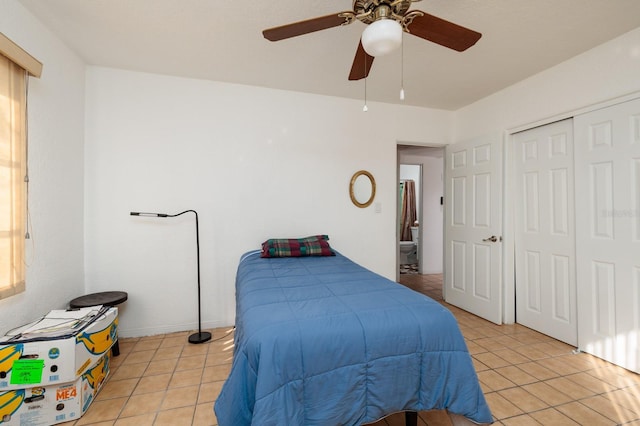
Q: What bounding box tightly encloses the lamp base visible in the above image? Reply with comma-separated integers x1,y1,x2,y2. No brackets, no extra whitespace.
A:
188,331,212,344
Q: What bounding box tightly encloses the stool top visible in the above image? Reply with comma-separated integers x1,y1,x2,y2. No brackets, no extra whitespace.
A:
70,291,128,308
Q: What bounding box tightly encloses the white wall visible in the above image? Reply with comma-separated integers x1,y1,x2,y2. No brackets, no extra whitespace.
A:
455,27,640,139
84,67,453,337
0,1,86,334
81,24,640,339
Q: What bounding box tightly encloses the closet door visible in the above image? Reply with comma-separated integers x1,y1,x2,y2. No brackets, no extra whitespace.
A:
513,119,577,345
574,97,640,373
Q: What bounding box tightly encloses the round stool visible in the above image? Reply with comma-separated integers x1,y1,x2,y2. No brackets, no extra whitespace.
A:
70,291,128,308
69,291,128,356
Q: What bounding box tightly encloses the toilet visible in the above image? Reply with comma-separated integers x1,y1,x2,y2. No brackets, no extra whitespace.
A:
399,226,419,265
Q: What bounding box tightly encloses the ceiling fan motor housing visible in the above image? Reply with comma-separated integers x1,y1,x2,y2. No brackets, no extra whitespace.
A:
353,0,413,24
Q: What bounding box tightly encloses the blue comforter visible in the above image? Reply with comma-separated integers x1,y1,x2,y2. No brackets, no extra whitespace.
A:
214,251,492,425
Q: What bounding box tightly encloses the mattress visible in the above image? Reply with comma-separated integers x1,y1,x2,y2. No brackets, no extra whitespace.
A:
214,250,492,425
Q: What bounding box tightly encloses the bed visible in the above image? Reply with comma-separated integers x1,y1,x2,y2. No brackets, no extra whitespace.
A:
214,245,492,426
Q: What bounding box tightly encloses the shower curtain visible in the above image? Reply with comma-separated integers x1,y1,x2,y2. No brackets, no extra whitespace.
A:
400,180,417,241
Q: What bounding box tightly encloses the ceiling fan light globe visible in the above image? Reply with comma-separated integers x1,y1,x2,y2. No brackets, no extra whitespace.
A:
361,19,402,57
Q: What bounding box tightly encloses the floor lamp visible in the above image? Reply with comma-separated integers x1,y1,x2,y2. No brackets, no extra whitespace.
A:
130,210,212,344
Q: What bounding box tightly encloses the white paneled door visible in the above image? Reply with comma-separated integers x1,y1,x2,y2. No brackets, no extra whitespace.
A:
574,97,640,373
513,119,577,345
444,136,502,324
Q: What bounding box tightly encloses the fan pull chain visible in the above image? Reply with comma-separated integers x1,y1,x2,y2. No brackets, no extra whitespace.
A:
400,32,405,101
363,54,368,112
363,78,368,112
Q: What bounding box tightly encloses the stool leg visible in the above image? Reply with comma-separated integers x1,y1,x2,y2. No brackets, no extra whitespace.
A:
111,340,120,357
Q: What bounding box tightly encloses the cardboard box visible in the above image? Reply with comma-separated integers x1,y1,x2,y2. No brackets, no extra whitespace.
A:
0,307,117,391
0,351,110,425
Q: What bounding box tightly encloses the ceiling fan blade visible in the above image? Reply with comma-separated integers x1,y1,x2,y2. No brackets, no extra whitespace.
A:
348,40,375,81
263,13,352,41
406,11,481,52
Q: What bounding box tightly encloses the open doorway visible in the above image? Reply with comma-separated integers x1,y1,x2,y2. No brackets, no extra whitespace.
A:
399,164,421,274
396,145,445,281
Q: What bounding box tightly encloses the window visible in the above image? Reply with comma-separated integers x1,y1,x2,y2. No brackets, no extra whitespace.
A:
0,33,41,300
0,55,27,299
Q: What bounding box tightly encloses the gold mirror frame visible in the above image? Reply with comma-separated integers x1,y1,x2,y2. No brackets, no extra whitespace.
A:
349,170,376,208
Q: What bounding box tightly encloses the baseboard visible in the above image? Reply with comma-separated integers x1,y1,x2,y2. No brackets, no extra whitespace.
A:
118,320,230,339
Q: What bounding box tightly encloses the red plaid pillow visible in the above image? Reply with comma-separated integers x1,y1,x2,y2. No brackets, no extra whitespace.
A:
261,235,335,258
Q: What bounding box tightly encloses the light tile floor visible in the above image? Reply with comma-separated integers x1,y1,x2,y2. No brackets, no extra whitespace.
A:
61,274,640,425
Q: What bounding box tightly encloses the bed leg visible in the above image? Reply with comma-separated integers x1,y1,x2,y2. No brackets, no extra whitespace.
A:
405,411,417,426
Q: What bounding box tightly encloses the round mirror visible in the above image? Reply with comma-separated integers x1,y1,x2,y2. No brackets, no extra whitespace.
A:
349,170,376,208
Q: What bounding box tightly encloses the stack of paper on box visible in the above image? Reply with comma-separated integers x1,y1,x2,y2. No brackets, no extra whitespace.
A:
0,306,118,425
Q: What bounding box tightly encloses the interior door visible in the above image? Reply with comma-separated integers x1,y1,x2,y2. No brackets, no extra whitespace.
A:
513,119,577,345
444,135,503,324
574,97,640,373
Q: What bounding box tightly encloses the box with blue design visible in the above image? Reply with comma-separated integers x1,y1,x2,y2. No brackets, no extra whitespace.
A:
0,350,110,425
0,306,117,391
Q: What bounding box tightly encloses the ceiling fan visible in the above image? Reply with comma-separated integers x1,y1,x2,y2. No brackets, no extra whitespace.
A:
262,0,482,81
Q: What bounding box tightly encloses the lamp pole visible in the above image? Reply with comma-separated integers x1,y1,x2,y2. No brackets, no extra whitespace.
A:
130,210,212,344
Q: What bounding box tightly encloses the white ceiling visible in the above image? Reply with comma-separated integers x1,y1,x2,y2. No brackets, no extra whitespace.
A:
18,0,640,110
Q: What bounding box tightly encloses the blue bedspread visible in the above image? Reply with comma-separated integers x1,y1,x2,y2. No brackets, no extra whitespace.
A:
214,251,492,425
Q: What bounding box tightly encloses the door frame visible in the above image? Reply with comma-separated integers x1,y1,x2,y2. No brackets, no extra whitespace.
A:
396,144,446,282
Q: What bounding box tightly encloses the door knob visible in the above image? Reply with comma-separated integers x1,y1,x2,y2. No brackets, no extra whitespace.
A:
482,235,500,242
